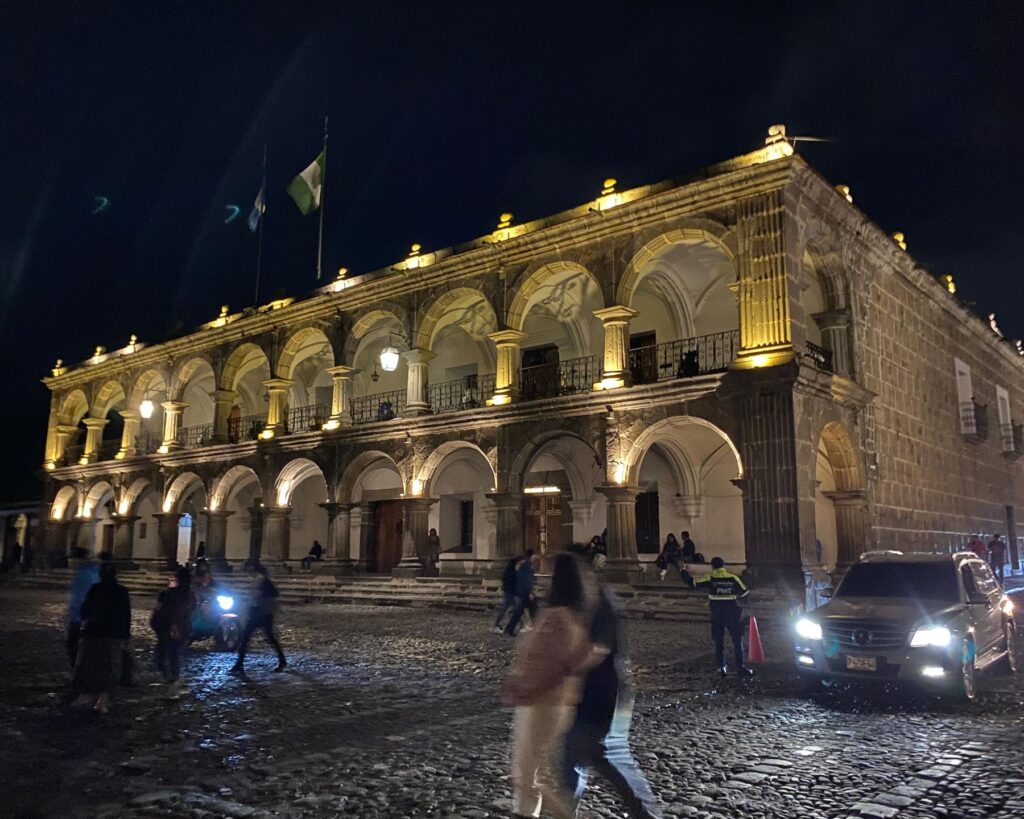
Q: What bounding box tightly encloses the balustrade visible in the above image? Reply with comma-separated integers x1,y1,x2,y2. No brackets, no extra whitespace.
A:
628,330,739,384
227,414,266,443
428,374,495,413
520,355,600,400
351,390,407,424
805,340,834,373
180,423,213,448
286,403,329,433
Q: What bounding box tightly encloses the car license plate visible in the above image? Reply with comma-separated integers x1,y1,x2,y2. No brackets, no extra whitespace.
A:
846,655,877,672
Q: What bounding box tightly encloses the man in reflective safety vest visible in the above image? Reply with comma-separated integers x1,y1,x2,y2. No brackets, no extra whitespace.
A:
694,557,754,677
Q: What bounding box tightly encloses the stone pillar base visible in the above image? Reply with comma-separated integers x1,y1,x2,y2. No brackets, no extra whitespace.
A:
601,559,645,585
391,558,425,578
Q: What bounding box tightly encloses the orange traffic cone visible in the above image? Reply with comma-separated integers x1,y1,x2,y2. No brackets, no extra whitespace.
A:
746,615,766,664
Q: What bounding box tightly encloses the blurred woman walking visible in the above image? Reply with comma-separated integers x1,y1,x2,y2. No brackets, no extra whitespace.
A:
71,562,131,714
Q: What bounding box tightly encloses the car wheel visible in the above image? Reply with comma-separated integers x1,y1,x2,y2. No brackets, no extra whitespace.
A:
951,638,977,701
999,623,1018,674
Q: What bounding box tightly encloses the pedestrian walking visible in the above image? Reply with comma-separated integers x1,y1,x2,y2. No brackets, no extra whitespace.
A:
150,567,195,696
494,550,531,633
71,562,131,713
230,562,286,674
65,547,99,669
988,535,1007,583
502,552,602,819
505,552,540,636
968,534,988,561
563,546,662,818
694,557,754,677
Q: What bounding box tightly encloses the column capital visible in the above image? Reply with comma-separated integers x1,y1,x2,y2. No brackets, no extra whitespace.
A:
262,505,292,519
822,488,868,506
593,305,638,324
152,511,183,522
212,388,238,402
203,509,236,520
401,348,435,366
596,484,642,503
113,514,140,525
83,417,109,430
262,377,294,392
318,501,344,517
326,365,358,379
56,423,79,435
119,409,141,422
487,329,527,346
161,401,188,412
485,491,523,510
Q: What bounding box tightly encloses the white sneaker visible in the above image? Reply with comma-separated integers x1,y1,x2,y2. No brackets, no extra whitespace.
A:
492,626,504,634
167,679,185,699
660,569,667,580
522,625,534,633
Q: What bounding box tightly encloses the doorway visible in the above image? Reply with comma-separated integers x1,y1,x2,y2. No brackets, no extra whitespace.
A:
372,501,404,573
524,494,564,557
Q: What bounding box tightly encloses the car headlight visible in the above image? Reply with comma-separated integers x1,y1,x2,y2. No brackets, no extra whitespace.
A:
795,618,823,641
910,626,951,648
216,595,234,612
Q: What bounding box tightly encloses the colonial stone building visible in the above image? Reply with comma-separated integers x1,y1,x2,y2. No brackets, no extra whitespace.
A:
38,127,1024,593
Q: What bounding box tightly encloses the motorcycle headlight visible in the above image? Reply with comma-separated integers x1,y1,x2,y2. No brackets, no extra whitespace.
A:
795,618,822,641
910,626,951,648
216,595,234,612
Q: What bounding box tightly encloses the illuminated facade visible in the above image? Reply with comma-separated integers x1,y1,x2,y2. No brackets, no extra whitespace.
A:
38,129,1024,590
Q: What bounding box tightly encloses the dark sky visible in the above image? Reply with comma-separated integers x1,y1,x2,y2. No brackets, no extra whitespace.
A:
2,2,1023,500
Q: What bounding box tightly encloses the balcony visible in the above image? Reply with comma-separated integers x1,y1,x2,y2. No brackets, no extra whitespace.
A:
428,373,495,414
1001,422,1023,460
520,355,600,401
136,433,160,455
628,330,739,385
351,389,407,424
181,423,213,448
228,414,266,443
960,400,989,444
805,341,834,373
286,403,329,434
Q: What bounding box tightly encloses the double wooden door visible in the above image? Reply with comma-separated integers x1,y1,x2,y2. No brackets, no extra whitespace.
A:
372,501,404,573
524,495,565,557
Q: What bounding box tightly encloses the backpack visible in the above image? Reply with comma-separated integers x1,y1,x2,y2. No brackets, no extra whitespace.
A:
501,558,519,593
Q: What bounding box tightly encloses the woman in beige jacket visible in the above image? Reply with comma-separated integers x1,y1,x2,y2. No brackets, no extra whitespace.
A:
502,552,603,819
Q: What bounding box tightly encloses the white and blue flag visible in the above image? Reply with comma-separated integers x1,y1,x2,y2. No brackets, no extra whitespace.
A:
247,183,265,233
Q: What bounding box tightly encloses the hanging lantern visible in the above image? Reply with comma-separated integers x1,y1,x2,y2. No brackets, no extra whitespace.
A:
379,345,400,372
139,398,154,419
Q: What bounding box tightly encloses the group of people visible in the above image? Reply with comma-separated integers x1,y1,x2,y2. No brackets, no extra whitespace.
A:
967,533,1009,582
65,550,290,713
655,531,704,583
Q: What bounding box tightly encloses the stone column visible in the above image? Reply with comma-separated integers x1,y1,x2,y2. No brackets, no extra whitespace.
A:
324,366,356,430
261,379,294,438
160,401,187,452
568,499,597,543
393,498,432,577
813,309,852,376
112,515,139,565
203,509,234,571
402,349,434,416
261,506,291,564
247,504,264,565
734,190,796,369
825,489,869,567
67,518,85,555
153,512,181,568
82,418,108,463
355,503,374,571
52,424,79,466
597,485,642,583
487,330,527,405
486,492,523,559
594,305,638,388
319,502,354,572
116,410,141,460
210,389,238,444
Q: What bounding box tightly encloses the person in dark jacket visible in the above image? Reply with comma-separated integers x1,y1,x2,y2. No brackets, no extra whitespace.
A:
150,567,196,695
694,557,753,677
230,562,287,674
72,562,131,713
562,546,662,818
494,550,534,633
65,547,100,669
505,553,539,636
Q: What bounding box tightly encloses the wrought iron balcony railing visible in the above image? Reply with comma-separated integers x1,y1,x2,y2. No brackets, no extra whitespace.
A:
136,433,161,455
181,423,213,448
520,355,600,400
960,401,989,443
805,341,834,373
99,439,121,460
628,330,739,385
428,373,496,414
1001,422,1023,460
228,414,266,443
351,389,407,424
286,403,329,434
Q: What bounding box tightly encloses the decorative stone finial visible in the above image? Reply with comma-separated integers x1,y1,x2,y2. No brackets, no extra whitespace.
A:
989,313,1003,338
940,274,956,295
219,305,229,318
337,266,348,279
408,244,421,257
835,184,853,204
601,178,617,196
891,232,907,251
93,346,106,358
497,212,513,229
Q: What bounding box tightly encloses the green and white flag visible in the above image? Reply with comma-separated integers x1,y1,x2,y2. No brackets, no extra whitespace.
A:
286,149,325,215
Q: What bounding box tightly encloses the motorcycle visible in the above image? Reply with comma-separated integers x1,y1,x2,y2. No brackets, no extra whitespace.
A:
189,586,241,651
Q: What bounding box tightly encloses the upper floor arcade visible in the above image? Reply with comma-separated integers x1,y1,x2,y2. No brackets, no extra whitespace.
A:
42,131,900,473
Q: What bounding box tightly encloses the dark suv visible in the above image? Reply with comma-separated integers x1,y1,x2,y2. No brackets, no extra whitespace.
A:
793,551,1017,699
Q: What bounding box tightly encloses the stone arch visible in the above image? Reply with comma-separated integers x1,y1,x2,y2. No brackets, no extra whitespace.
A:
508,431,601,500
816,420,867,567
623,416,743,485
163,471,206,514
57,389,90,427
82,480,116,518
818,421,864,491
90,379,127,418
220,342,271,392
343,307,410,366
274,457,330,506
210,465,263,511
339,450,405,502
276,325,335,380
51,485,78,520
170,355,217,401
417,441,497,497
414,288,499,351
506,261,605,334
129,367,170,408
616,223,735,308
119,476,154,515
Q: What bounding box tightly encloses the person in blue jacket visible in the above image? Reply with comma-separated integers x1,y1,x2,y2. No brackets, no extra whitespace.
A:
66,547,100,668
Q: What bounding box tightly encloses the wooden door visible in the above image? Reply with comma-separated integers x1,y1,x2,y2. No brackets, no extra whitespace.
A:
373,501,404,573
524,495,564,557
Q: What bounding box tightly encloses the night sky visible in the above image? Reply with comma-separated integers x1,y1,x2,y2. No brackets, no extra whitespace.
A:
2,2,1023,500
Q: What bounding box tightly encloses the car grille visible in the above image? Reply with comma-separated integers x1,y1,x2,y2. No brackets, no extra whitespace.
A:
822,620,909,650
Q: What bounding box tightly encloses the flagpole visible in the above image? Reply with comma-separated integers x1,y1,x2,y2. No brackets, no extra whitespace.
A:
316,116,328,280
255,143,267,305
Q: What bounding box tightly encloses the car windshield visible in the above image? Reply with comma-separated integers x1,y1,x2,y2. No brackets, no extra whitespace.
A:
836,562,959,601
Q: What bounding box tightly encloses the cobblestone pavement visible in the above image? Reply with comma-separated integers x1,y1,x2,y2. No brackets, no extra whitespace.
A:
1,586,1024,819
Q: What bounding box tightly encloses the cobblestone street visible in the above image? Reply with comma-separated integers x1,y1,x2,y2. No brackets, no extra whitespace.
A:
2,586,1024,819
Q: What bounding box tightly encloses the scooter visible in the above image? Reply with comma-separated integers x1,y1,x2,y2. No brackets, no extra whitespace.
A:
190,588,241,651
